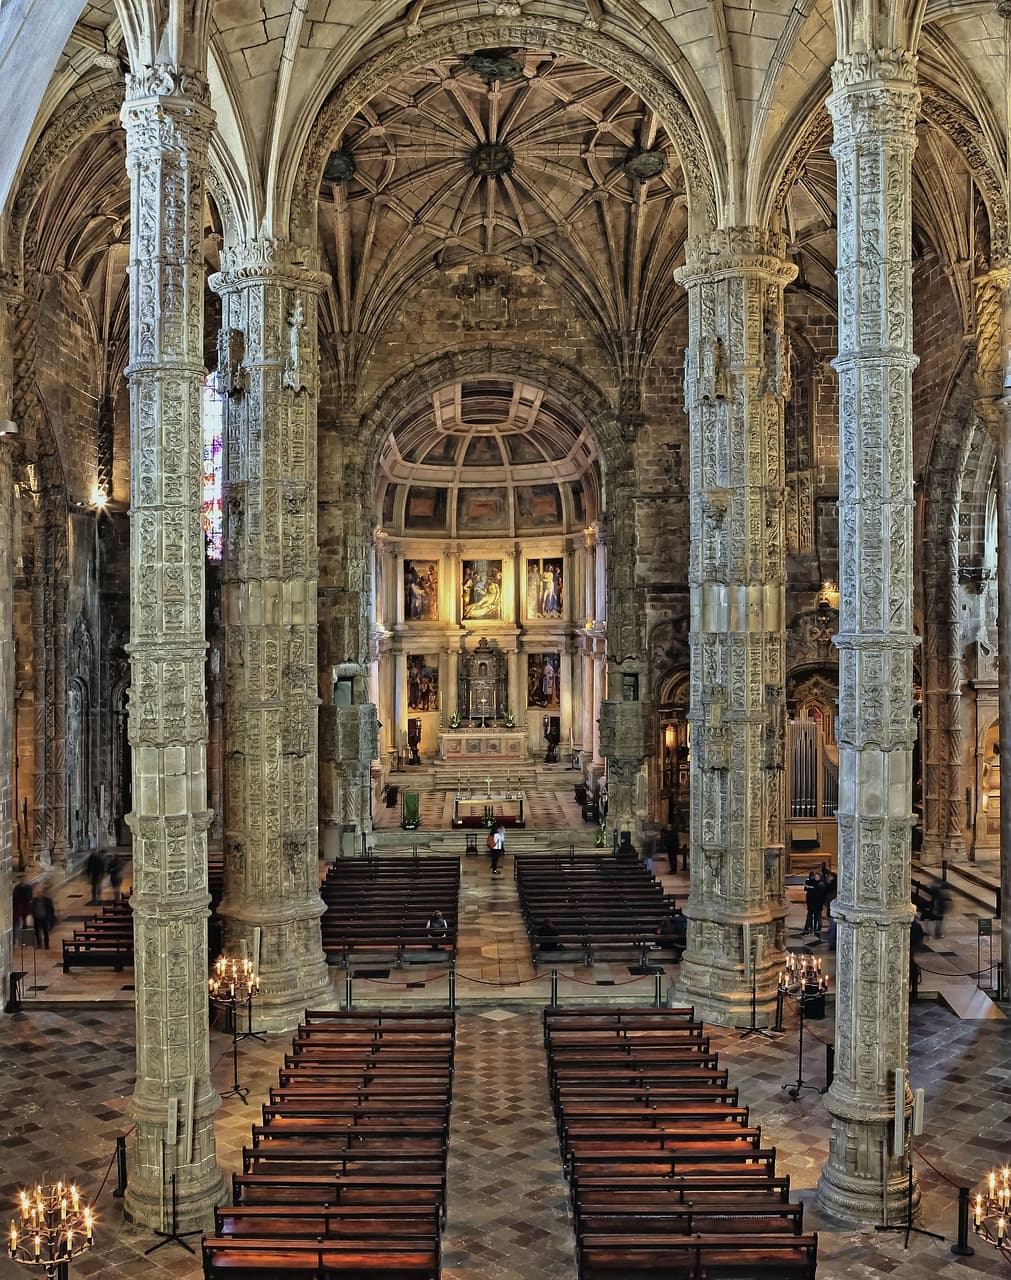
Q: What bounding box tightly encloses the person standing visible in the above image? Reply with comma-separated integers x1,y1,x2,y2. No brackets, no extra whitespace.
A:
86,849,106,905
490,823,505,875
31,886,56,950
108,854,124,904
804,872,827,940
12,881,33,932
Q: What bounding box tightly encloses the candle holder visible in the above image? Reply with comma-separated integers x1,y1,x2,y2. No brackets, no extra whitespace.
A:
8,1181,94,1280
209,955,265,1105
972,1166,1011,1257
778,951,830,1100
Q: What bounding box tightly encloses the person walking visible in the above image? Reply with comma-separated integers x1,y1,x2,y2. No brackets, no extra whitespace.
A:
31,886,56,950
490,823,505,875
108,854,124,904
86,849,106,905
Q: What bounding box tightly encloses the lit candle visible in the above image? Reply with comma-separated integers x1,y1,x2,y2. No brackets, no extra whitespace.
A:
84,1209,93,1242
60,1197,67,1221
66,1228,73,1254
976,1194,984,1226
990,1172,997,1198
20,1193,28,1223
71,1187,79,1213
9,1223,16,1255
998,1216,1006,1244
33,1234,40,1260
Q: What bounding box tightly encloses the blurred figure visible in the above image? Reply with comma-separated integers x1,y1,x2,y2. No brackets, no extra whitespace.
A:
31,885,56,950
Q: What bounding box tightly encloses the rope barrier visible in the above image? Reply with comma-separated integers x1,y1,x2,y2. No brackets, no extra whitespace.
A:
92,1124,135,1201
911,1142,962,1190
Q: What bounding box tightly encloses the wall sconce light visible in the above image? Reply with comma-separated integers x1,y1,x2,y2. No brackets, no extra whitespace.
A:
89,485,108,510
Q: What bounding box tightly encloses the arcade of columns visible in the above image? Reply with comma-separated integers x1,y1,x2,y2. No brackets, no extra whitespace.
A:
0,26,1007,1240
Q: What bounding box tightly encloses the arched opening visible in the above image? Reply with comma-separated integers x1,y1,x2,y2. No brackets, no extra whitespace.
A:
369,375,603,789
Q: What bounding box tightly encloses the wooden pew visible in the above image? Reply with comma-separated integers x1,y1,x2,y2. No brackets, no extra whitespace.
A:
576,1230,818,1279
202,1235,440,1278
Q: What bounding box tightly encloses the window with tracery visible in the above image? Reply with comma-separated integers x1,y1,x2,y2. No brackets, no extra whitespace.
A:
201,374,224,561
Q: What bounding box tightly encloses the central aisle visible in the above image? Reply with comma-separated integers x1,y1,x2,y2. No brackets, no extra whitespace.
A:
440,1010,575,1280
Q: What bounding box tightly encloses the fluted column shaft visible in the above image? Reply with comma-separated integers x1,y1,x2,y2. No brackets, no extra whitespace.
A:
121,67,223,1230
818,50,920,1224
672,227,795,1027
974,265,1011,988
210,240,334,1029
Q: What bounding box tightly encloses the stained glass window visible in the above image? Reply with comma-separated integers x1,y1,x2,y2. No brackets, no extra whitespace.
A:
202,373,224,561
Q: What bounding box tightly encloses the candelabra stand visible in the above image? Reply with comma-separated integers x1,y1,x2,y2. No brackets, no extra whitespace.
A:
209,956,264,1106
969,1166,1011,1258
778,952,830,1100
8,1181,94,1279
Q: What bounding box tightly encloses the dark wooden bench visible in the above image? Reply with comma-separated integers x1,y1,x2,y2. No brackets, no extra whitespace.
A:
214,1203,440,1239
574,1199,804,1236
577,1230,817,1279
231,1170,447,1215
202,1235,440,1278
572,1173,792,1205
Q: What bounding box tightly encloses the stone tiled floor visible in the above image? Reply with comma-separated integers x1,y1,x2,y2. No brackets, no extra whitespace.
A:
4,844,1009,1278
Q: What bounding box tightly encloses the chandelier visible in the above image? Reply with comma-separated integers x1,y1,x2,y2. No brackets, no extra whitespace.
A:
8,1182,94,1278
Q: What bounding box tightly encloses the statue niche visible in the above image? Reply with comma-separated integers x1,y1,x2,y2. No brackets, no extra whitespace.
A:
459,637,507,725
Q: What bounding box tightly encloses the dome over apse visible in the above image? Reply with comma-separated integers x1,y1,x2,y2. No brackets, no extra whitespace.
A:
378,379,600,538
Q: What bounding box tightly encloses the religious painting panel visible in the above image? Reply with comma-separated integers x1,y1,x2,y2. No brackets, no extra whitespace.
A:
516,483,563,529
407,655,440,711
528,652,561,708
404,560,440,621
458,487,509,531
461,559,503,620
525,557,563,619
404,486,447,531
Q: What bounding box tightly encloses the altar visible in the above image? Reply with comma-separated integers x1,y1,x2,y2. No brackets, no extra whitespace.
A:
453,793,525,827
439,729,528,761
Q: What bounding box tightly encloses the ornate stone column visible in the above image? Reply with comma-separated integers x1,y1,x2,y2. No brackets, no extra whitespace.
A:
672,227,795,1027
974,264,1011,988
817,50,920,1223
121,66,223,1229
0,285,16,1007
210,239,335,1029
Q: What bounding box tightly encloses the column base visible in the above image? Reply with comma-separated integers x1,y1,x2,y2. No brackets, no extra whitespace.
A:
817,1115,919,1225
221,903,339,1033
674,958,781,1030
124,1162,226,1236
254,961,339,1033
124,1091,225,1234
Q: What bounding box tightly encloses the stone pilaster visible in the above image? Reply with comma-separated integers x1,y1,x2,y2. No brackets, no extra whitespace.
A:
121,66,224,1231
817,50,920,1224
672,227,795,1027
210,239,335,1029
974,265,1011,988
0,284,15,1010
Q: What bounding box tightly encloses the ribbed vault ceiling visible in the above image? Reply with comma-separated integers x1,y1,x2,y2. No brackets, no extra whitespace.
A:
318,47,688,356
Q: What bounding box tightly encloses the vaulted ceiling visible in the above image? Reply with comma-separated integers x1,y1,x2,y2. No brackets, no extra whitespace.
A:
317,47,687,362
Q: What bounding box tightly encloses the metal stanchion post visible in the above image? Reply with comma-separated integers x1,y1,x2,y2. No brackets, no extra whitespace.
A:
448,964,457,1011
112,1134,128,1198
825,1044,835,1091
344,972,353,1010
951,1186,975,1257
654,971,662,1008
550,968,558,1008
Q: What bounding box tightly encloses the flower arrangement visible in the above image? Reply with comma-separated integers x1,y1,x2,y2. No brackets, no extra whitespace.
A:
502,709,516,728
448,711,462,729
